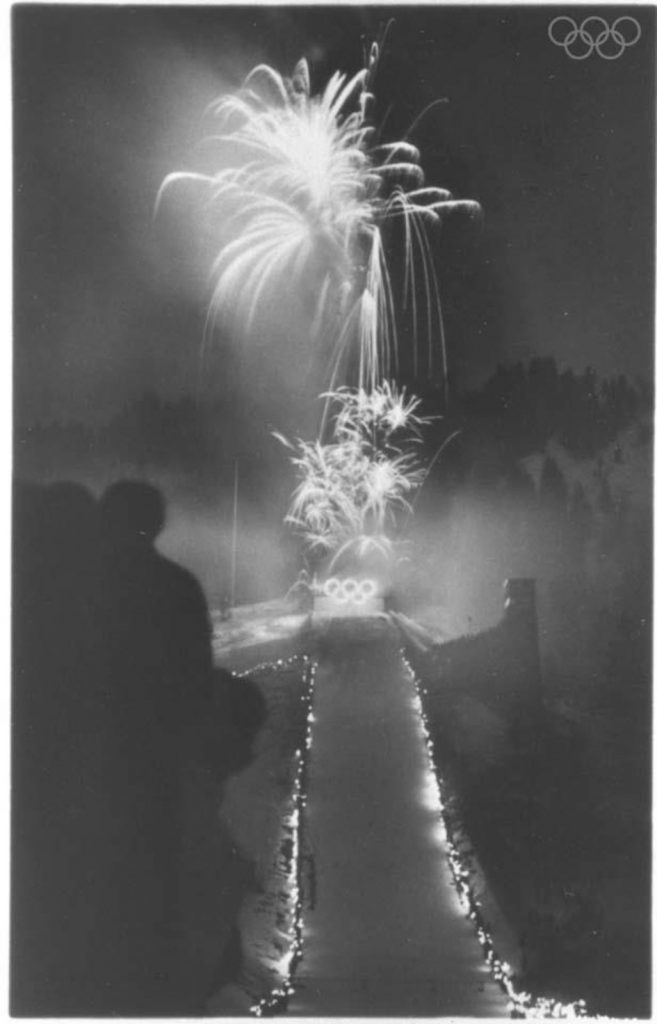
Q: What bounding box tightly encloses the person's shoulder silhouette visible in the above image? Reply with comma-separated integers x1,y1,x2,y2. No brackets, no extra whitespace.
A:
99,480,213,724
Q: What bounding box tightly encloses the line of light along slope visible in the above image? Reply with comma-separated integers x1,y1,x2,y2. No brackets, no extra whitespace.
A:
287,618,510,1017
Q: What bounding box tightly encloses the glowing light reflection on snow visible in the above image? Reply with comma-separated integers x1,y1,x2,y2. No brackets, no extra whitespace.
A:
243,654,317,1018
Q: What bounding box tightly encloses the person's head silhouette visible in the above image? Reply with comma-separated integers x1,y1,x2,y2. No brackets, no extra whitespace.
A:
100,481,165,549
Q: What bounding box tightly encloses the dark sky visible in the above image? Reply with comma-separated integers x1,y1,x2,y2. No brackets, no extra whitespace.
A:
13,4,655,426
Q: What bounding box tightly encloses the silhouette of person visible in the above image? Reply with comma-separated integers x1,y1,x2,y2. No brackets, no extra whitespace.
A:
91,480,222,1012
13,477,268,1016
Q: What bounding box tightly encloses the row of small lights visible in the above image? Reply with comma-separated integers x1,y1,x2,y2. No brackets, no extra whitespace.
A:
401,652,592,1020
238,654,317,1017
234,653,311,680
235,649,599,1019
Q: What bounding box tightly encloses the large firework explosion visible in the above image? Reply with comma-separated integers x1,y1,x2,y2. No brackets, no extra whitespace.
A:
158,41,480,389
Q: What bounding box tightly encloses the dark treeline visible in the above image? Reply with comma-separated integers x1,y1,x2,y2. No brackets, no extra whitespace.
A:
16,394,231,479
455,358,651,458
14,358,652,482
414,357,651,462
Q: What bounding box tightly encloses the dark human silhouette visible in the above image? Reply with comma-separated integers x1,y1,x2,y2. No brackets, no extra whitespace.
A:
12,478,267,1017
92,481,225,1014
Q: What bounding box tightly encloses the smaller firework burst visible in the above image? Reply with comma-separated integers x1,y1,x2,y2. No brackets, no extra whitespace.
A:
276,381,432,572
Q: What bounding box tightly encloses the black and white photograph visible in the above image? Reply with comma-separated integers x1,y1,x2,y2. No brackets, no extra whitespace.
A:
11,3,654,1018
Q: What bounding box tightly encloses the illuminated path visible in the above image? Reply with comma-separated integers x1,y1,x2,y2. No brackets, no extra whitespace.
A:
288,619,509,1017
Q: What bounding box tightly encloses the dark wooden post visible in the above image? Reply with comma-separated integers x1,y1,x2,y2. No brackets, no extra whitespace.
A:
502,577,542,711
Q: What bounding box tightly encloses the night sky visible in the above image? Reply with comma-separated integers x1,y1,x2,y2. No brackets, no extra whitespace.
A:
13,4,655,427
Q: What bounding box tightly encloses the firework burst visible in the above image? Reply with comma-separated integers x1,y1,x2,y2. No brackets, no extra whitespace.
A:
276,382,432,568
158,44,480,388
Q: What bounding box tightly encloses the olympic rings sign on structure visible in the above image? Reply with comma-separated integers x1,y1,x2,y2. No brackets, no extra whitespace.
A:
323,577,378,604
548,16,641,60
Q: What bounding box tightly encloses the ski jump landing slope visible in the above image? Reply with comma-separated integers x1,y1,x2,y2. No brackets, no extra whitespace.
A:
289,619,509,1018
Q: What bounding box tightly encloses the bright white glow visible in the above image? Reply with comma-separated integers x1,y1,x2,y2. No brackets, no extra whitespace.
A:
418,774,443,814
431,820,448,845
322,576,379,603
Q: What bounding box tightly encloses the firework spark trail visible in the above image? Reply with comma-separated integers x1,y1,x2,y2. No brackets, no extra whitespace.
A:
157,45,481,389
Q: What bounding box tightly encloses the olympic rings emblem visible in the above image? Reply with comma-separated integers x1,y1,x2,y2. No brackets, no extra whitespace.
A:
323,577,378,604
548,16,641,60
